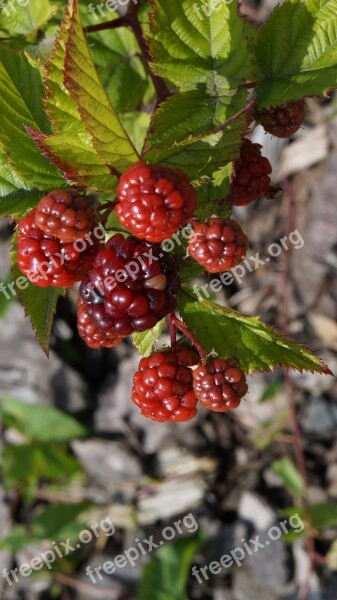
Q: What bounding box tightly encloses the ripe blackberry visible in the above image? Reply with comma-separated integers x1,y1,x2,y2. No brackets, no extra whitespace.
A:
34,189,95,242
17,209,100,288
188,217,248,273
80,234,179,337
116,162,196,243
77,298,122,349
258,100,305,138
132,346,199,422
193,358,248,412
231,139,272,206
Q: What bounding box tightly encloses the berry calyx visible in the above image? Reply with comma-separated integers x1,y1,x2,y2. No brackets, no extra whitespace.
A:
17,209,100,288
188,217,248,273
231,139,272,206
193,358,248,412
257,100,305,138
132,346,199,422
80,234,180,337
77,297,122,349
34,189,95,242
115,162,197,243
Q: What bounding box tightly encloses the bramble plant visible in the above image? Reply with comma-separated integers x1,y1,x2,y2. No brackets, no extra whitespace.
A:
1,0,335,422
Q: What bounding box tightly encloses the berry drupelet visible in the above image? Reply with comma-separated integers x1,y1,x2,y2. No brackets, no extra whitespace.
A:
193,358,248,412
132,346,199,422
115,162,197,243
188,217,248,273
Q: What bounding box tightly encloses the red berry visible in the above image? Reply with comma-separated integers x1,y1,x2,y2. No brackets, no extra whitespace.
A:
193,358,248,412
116,162,196,243
231,139,272,206
188,217,248,273
17,209,100,288
80,234,180,337
258,100,305,138
77,297,122,349
34,189,95,242
132,346,199,422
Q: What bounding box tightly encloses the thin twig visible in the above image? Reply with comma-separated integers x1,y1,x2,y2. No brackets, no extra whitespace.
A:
170,315,207,359
84,16,126,33
55,573,124,599
280,180,315,600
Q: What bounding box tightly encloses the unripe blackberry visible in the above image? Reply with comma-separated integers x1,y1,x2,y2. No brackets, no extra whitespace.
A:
116,162,196,243
258,100,305,138
193,358,248,412
17,209,100,288
188,217,248,273
35,189,95,242
231,139,272,206
132,346,199,422
80,234,179,337
77,297,122,349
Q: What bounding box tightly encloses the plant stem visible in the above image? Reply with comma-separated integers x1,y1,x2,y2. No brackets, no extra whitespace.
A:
170,315,207,358
84,16,126,33
280,180,315,600
84,4,169,102
169,313,177,348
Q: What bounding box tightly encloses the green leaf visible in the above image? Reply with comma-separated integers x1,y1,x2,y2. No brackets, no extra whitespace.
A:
283,503,337,533
87,27,151,113
178,287,332,374
0,150,30,197
11,229,64,355
259,380,283,403
120,112,152,155
1,398,87,442
132,320,166,357
0,189,42,218
0,46,64,189
272,458,305,496
0,0,57,39
0,273,15,318
2,443,83,496
195,164,233,221
139,532,206,600
255,0,337,107
143,89,248,178
63,0,140,170
31,502,89,540
36,0,136,192
148,0,252,93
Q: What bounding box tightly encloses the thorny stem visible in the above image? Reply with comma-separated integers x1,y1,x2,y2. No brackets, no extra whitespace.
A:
170,315,207,359
84,4,169,102
280,181,316,600
169,313,177,348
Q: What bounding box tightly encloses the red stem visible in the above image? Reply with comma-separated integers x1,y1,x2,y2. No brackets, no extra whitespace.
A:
170,315,207,359
169,314,177,348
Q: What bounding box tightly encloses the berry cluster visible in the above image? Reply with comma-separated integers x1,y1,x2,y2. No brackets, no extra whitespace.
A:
80,233,179,338
193,358,248,412
257,100,305,138
188,217,248,273
17,208,99,288
34,189,95,242
231,139,272,206
116,162,196,243
132,346,199,422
